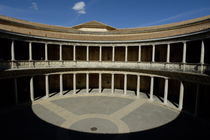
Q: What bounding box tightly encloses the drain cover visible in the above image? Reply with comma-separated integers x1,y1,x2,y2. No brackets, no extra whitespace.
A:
90,127,98,131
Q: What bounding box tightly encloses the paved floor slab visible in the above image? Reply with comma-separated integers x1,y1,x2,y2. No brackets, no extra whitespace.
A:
32,95,180,134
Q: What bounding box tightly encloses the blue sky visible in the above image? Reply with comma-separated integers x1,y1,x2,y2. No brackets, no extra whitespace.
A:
0,0,210,28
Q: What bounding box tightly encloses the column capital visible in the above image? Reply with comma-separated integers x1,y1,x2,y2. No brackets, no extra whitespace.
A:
164,77,169,80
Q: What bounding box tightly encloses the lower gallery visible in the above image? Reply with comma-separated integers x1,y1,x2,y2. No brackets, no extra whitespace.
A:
0,15,210,139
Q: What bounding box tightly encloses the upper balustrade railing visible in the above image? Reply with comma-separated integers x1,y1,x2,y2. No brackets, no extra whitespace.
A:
0,60,209,74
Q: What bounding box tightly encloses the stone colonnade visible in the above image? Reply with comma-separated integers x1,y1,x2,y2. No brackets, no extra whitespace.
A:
10,41,206,67
25,72,186,110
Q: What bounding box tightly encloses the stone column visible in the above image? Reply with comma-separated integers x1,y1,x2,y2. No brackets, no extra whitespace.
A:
137,75,140,97
166,44,170,63
86,73,89,94
73,73,76,94
200,41,205,72
11,40,15,68
152,45,155,62
73,45,76,61
45,43,48,61
150,76,154,100
178,81,184,110
99,46,102,62
164,78,169,104
60,74,63,95
11,40,15,61
29,42,32,61
194,84,200,117
59,44,62,61
45,75,49,98
111,73,114,94
30,77,34,101
86,46,89,61
182,42,187,63
125,46,128,62
112,46,115,62
138,45,141,62
14,78,18,104
124,74,127,95
99,73,102,93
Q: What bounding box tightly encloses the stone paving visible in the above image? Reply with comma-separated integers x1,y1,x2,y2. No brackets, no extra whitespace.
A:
32,93,180,134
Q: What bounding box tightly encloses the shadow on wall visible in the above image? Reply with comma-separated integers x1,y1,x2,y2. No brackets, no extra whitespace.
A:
1,103,210,140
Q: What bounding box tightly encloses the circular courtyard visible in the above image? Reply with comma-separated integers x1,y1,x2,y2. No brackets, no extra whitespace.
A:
32,94,180,134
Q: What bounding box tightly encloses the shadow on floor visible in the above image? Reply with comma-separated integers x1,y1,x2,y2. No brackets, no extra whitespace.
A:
1,103,210,140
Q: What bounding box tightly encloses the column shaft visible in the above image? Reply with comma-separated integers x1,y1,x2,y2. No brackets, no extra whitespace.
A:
200,41,205,73
150,77,154,100
99,46,102,61
45,43,48,61
30,77,34,101
200,41,205,64
29,42,32,61
178,82,184,110
11,40,15,61
112,46,115,62
99,73,102,93
125,46,128,62
182,42,187,63
14,78,18,104
152,45,155,62
86,73,89,94
73,45,76,61
45,75,49,98
164,78,169,104
59,44,62,61
73,73,76,94
138,45,141,62
111,74,114,94
60,74,63,95
137,75,140,97
86,46,89,61
124,74,127,95
166,44,170,63
194,84,200,117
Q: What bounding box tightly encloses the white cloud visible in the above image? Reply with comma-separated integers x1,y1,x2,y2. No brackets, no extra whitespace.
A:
72,1,86,14
31,2,38,10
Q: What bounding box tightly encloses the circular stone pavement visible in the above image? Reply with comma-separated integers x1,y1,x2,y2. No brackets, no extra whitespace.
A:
70,118,118,133
32,94,180,134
